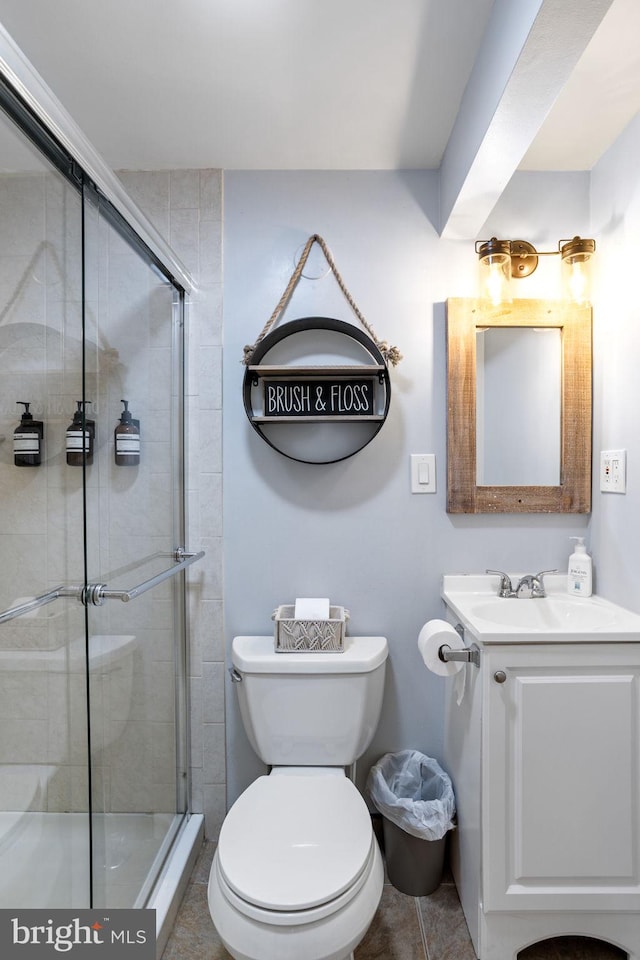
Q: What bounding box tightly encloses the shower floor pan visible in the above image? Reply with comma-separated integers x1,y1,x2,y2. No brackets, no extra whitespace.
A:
0,808,178,908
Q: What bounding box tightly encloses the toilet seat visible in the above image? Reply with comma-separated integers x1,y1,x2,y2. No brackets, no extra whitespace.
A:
217,773,373,915
214,838,378,926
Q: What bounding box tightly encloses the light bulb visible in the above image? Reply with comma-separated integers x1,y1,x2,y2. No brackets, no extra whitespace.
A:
560,237,595,304
477,239,512,305
485,261,509,305
567,261,588,304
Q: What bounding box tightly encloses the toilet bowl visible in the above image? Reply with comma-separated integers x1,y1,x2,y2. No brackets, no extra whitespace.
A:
208,770,383,960
208,634,388,960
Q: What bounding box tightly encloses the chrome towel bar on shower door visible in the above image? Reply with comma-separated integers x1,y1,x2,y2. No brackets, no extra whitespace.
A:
0,548,205,622
0,584,79,623
85,549,205,605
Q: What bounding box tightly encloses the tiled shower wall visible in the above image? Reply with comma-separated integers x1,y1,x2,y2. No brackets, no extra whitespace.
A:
117,170,225,840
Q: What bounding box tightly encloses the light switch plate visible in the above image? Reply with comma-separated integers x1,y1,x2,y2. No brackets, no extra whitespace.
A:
411,454,436,494
600,449,626,493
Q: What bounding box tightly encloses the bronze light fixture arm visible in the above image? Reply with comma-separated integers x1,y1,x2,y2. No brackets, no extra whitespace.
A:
476,236,596,278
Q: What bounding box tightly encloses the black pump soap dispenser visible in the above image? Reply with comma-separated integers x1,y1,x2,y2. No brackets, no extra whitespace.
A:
114,400,140,466
14,402,43,466
66,401,95,466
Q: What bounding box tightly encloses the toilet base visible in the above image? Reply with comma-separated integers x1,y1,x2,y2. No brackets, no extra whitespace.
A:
208,841,383,960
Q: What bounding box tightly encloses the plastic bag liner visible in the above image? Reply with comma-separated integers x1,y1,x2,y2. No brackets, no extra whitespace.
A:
366,749,456,841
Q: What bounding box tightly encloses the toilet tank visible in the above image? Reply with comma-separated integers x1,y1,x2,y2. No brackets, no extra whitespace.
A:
231,635,388,766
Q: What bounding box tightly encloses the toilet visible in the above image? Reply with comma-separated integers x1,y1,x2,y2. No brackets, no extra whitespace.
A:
208,633,388,960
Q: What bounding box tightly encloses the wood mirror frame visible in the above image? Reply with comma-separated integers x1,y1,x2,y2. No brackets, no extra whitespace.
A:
446,297,592,514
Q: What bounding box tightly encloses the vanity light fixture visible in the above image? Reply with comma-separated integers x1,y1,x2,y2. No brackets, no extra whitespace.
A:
476,236,596,305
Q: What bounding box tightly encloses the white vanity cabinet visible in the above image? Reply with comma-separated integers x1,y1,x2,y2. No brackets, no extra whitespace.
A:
443,628,640,958
483,642,640,913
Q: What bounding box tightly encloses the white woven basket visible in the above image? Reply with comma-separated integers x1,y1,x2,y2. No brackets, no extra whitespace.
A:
272,605,349,652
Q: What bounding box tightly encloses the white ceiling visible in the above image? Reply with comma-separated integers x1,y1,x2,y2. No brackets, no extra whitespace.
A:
0,0,492,170
521,0,640,170
0,0,638,176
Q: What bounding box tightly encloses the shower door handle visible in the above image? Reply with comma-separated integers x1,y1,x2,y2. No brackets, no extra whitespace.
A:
0,549,205,621
84,548,205,605
0,584,83,624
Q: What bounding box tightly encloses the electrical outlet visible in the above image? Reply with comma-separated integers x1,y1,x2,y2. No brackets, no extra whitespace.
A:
600,449,626,493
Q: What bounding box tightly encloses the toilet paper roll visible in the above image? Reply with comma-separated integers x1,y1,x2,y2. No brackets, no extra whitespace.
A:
418,619,467,704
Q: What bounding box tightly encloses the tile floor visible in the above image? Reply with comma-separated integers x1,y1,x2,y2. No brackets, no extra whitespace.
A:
161,840,626,960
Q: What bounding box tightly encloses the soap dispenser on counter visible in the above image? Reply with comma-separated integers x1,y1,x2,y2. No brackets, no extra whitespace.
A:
114,399,140,466
567,537,592,597
66,401,95,466
14,402,43,466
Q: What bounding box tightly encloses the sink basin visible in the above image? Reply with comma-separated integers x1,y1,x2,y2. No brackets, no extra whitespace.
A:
442,574,640,642
469,595,616,631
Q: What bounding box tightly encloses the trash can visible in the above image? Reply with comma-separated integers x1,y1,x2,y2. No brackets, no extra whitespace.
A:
367,749,456,896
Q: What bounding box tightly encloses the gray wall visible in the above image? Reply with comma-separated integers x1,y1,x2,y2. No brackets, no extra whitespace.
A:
223,169,592,806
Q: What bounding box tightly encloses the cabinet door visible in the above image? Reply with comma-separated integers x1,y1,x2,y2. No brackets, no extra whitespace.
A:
483,643,640,912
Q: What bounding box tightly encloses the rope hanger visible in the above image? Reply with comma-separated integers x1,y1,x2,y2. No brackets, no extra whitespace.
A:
242,234,403,367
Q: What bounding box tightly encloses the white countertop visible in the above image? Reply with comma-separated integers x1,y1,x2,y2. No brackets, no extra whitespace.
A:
441,574,640,643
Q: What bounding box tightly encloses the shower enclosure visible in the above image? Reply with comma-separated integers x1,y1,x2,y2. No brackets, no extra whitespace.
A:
0,32,202,927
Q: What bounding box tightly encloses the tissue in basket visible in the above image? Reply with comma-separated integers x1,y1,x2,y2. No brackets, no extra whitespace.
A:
272,605,349,652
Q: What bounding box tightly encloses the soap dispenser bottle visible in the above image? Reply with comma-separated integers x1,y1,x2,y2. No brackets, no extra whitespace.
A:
66,401,95,466
14,402,43,466
567,537,592,597
114,400,140,465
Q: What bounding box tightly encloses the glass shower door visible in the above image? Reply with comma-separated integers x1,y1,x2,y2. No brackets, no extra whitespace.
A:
82,189,189,908
0,66,196,913
0,106,90,908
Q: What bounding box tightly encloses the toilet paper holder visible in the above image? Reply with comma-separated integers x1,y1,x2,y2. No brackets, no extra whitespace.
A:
439,624,481,668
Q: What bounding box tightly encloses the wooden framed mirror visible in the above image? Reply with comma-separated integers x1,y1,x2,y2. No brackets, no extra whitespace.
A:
446,298,592,513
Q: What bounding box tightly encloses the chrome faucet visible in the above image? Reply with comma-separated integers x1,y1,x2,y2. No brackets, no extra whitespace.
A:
487,568,557,598
515,570,557,598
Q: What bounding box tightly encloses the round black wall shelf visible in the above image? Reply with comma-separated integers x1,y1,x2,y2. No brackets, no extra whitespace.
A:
243,317,391,464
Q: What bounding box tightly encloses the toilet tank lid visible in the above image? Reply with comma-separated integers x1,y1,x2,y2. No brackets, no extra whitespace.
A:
232,635,388,674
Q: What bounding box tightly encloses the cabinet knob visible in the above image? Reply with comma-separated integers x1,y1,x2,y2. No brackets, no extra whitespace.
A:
494,670,507,684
